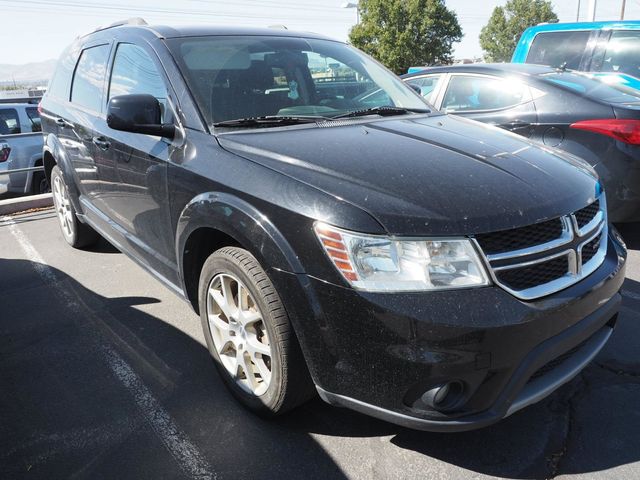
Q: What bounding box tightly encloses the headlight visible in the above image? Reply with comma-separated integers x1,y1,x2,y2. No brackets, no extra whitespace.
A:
314,223,490,292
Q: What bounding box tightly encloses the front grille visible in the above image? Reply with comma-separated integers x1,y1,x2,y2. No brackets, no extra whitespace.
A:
581,231,603,265
475,218,564,255
475,195,607,300
495,255,568,291
574,200,600,229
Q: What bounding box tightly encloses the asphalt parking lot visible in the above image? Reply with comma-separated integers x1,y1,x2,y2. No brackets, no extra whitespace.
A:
1,209,639,480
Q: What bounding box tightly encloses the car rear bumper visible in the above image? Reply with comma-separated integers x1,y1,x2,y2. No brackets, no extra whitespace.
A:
271,230,627,432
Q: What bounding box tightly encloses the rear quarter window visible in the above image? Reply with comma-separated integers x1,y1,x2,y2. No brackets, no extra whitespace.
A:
526,31,591,69
48,46,76,100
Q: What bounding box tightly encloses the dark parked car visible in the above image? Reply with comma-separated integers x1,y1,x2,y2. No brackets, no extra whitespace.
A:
40,20,626,432
403,64,640,222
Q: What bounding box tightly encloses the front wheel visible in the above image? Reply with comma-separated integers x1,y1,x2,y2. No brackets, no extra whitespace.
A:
51,165,99,248
198,247,314,416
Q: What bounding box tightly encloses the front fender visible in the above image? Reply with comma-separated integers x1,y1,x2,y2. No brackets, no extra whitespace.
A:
176,191,305,285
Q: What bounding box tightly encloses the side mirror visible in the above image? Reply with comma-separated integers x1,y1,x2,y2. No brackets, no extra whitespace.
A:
408,83,422,95
107,94,175,139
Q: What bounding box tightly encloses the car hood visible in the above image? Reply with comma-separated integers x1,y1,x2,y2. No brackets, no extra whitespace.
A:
217,114,600,236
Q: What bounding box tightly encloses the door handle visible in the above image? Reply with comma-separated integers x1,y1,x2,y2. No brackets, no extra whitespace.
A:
92,136,111,151
55,118,67,128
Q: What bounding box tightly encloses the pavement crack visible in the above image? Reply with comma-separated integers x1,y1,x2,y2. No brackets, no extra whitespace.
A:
545,375,587,479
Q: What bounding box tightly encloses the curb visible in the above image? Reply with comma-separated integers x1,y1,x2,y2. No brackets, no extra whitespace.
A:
0,193,53,216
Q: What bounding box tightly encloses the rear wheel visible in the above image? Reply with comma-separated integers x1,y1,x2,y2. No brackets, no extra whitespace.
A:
51,165,99,248
32,169,50,195
198,247,314,416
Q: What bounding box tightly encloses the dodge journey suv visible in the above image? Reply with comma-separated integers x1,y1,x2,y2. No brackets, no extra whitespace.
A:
40,19,627,432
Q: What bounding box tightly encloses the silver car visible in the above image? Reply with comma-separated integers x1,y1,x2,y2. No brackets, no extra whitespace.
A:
0,102,46,195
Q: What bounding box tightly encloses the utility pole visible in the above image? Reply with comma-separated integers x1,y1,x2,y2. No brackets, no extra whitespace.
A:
621,0,626,20
588,0,597,21
576,0,581,21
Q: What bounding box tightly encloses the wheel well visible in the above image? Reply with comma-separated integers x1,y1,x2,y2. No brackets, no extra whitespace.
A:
183,227,242,314
43,151,56,184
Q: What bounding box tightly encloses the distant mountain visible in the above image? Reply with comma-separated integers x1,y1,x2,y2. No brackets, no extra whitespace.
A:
0,60,57,85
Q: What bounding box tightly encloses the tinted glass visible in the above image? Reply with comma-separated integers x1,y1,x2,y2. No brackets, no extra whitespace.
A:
167,36,428,125
541,71,640,104
441,75,529,112
109,43,170,122
48,45,75,100
0,109,20,134
405,74,443,103
25,107,41,132
526,31,590,69
71,44,110,112
602,30,640,78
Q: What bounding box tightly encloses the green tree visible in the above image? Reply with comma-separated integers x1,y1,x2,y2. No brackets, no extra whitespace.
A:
480,0,558,62
348,0,462,75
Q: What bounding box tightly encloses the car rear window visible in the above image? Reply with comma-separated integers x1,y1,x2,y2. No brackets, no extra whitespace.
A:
526,31,590,69
541,71,640,104
601,30,640,79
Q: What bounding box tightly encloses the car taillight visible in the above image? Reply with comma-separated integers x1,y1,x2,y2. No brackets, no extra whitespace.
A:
570,119,640,144
0,146,10,162
37,102,43,115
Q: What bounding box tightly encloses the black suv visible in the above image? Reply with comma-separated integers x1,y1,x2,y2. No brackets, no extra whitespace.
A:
40,19,627,432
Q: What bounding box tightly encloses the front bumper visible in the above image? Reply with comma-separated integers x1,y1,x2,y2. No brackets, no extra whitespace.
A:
272,231,627,432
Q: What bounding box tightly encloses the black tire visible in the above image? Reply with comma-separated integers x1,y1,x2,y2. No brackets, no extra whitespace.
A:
51,165,99,249
198,246,315,416
31,170,50,195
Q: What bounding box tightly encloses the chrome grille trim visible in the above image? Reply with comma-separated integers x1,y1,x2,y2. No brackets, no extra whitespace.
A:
473,196,608,301
485,216,573,262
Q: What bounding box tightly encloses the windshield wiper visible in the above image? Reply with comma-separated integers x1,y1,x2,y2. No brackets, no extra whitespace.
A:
213,115,331,128
331,106,431,119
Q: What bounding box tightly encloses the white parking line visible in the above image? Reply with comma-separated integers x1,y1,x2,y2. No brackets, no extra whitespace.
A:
4,216,216,480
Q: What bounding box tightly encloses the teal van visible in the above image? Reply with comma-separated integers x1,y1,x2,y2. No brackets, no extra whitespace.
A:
512,21,640,90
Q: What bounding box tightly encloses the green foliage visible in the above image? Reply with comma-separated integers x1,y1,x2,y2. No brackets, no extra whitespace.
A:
480,0,558,62
348,0,462,75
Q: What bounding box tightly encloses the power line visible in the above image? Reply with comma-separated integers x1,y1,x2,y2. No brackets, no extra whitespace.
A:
0,0,349,21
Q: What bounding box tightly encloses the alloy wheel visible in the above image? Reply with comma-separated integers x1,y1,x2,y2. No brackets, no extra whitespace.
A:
53,175,74,238
206,273,272,396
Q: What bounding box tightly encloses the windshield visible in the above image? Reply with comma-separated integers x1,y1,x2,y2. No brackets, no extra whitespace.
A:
166,35,429,126
540,71,640,104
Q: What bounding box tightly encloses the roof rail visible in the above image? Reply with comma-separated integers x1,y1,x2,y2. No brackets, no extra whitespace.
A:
80,17,147,37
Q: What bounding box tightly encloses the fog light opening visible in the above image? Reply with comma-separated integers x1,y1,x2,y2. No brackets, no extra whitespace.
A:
421,381,465,412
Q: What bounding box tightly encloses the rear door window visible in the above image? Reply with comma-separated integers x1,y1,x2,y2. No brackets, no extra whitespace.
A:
0,108,20,134
71,44,111,112
441,75,530,112
25,107,41,132
601,30,640,78
526,31,590,69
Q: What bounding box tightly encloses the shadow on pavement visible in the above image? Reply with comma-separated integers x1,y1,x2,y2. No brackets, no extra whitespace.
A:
2,256,639,479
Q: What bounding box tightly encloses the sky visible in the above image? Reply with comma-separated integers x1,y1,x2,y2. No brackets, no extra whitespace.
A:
2,0,640,65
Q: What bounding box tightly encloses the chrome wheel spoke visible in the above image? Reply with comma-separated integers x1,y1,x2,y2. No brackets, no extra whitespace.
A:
206,272,273,396
247,335,270,357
